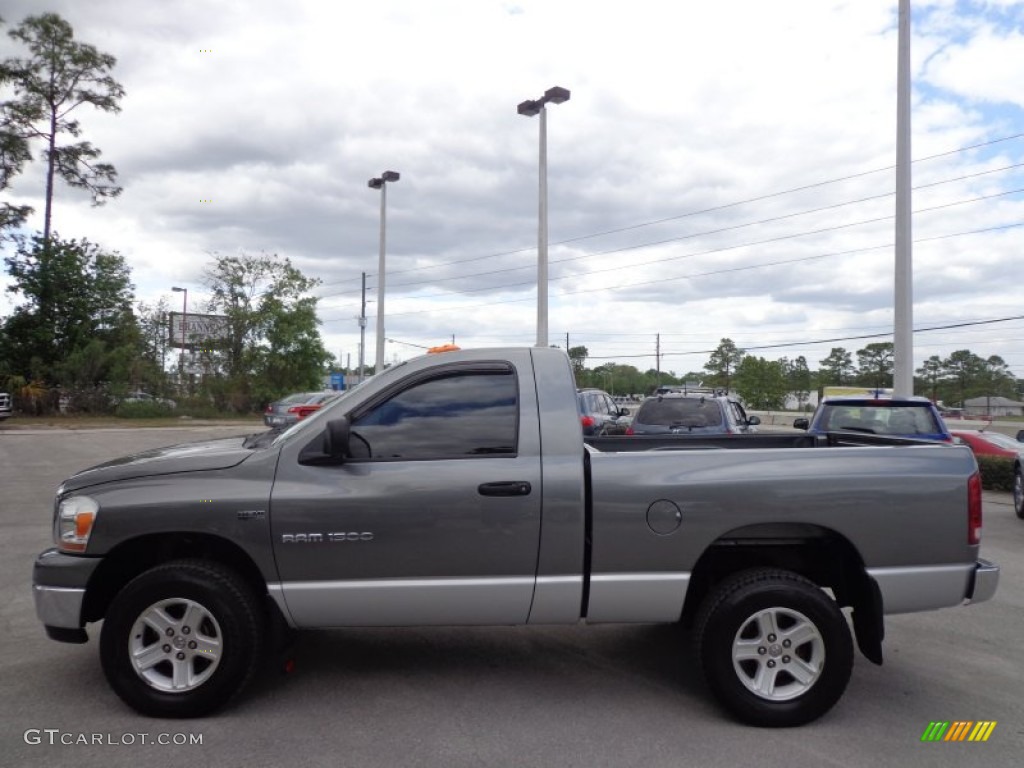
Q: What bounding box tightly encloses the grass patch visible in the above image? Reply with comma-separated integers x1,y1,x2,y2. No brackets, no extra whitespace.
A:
1,414,262,430
115,401,176,419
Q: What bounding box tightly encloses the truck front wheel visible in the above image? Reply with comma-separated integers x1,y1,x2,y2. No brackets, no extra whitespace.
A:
695,568,853,727
100,559,263,717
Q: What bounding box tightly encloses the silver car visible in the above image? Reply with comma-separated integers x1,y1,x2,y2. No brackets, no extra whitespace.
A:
263,391,338,428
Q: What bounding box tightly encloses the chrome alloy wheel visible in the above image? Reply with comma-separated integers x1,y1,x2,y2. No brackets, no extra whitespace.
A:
731,607,825,702
129,598,223,693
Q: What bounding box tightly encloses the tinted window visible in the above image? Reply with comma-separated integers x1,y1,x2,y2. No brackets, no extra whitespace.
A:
351,370,518,459
819,404,941,434
636,398,724,427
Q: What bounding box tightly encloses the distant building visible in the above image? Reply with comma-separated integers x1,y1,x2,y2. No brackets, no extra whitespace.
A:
963,396,1024,418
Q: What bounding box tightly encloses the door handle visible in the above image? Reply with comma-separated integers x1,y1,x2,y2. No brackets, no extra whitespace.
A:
477,481,532,497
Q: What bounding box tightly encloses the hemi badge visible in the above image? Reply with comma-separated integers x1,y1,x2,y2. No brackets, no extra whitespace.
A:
237,510,266,521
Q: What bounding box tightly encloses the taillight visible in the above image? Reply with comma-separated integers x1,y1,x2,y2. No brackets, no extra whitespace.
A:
264,405,272,413
287,405,302,414
580,415,594,429
625,426,634,435
967,472,982,545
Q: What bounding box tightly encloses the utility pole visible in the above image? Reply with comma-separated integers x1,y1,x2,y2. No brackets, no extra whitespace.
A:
656,334,661,384
358,272,367,381
566,332,570,351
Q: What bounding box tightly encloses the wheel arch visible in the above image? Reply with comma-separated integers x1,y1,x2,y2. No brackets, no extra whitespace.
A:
82,533,276,625
682,523,883,664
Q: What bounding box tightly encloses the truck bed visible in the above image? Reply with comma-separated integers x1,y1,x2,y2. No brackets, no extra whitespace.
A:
585,432,937,451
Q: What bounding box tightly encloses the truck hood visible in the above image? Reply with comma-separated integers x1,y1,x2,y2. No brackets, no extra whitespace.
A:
60,434,260,493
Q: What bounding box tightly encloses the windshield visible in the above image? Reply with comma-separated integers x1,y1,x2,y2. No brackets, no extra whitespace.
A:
981,432,1023,451
818,403,942,435
637,398,724,427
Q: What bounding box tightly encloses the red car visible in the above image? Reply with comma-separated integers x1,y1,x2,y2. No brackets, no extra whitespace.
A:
951,430,1022,459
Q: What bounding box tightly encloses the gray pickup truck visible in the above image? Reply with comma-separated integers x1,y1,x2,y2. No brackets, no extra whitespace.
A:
32,347,998,726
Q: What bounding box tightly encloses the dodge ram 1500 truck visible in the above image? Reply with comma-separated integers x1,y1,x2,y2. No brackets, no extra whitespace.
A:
32,347,999,726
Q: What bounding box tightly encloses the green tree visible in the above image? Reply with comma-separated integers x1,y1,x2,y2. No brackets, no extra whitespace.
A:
1,233,135,382
136,297,173,376
704,338,745,392
941,350,985,407
979,355,1016,399
568,345,589,378
734,356,788,410
819,347,854,386
855,342,894,391
203,251,331,411
0,15,31,239
786,355,812,410
916,355,944,402
1,12,124,241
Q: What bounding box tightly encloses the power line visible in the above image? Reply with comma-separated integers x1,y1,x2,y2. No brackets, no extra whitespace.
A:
318,177,1024,302
347,190,1024,308
584,314,1024,361
314,132,1024,292
316,218,1022,323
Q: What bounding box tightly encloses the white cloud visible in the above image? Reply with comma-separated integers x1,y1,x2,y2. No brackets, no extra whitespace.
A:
1,0,1023,377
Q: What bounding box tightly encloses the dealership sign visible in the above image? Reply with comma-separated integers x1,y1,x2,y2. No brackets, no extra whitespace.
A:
168,312,231,349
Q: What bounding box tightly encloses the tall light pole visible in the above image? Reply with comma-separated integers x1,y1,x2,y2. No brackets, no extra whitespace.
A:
171,286,187,383
518,86,570,348
368,171,400,372
893,0,913,396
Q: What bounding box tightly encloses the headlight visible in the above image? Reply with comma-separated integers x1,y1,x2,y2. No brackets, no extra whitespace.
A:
56,496,99,553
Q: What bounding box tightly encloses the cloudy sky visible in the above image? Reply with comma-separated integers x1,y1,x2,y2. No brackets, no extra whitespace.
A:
2,0,1023,378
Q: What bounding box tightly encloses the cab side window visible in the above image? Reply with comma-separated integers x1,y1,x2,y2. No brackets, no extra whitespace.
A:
351,369,518,460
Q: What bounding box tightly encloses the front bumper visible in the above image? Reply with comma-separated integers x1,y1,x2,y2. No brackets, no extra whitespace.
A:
32,548,102,642
967,558,999,604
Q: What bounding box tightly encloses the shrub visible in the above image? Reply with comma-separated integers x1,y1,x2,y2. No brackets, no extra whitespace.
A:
976,455,1015,492
115,401,175,419
174,396,224,420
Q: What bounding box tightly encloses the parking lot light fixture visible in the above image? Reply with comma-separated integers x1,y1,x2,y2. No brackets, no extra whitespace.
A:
368,171,400,371
518,86,570,347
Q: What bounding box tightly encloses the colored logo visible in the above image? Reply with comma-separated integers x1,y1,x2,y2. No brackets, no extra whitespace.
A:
921,721,996,742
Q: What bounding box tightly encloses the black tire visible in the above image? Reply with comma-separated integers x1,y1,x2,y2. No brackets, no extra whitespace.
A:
695,568,853,727
100,559,263,718
1014,465,1024,519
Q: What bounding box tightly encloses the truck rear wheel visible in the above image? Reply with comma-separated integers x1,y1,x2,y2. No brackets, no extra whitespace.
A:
100,559,263,717
695,568,853,727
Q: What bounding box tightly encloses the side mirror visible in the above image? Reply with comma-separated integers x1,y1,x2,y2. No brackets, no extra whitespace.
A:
1017,429,1024,443
323,417,352,459
793,418,809,430
747,415,761,426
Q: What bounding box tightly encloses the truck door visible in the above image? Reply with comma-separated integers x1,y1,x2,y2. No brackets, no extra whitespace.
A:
270,362,543,627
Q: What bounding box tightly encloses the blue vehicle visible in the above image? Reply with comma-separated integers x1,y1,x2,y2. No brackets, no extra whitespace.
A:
794,396,952,441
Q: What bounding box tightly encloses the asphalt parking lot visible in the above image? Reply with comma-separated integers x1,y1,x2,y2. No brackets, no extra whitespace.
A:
1,427,1021,768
